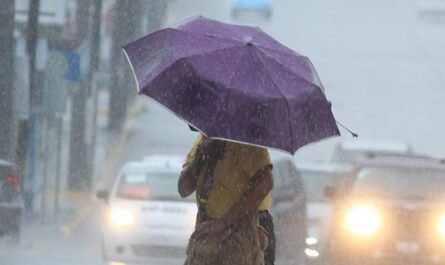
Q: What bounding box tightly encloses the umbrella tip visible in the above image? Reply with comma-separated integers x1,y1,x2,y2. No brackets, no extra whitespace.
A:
243,36,254,46
335,119,358,138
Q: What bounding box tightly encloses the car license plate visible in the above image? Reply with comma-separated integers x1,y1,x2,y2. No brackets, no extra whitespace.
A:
395,241,419,254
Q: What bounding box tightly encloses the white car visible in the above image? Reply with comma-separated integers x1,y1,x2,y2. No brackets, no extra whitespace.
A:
296,161,355,264
97,155,197,264
331,139,413,163
418,0,445,13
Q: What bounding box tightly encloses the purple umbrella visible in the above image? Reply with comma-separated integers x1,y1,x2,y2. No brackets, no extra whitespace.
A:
123,16,340,154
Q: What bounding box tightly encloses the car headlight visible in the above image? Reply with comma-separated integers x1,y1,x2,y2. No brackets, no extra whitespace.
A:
109,209,135,227
438,215,445,237
343,205,381,236
305,248,320,258
305,237,318,246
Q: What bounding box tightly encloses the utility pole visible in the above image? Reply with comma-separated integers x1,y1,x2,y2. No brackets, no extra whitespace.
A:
108,0,144,130
146,0,168,34
0,0,15,160
20,0,41,212
85,0,103,188
67,0,90,191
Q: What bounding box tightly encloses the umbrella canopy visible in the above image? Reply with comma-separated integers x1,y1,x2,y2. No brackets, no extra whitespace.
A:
123,16,340,154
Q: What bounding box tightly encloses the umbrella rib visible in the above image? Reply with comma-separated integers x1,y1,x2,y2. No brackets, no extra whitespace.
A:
176,46,258,99
255,48,320,89
256,45,304,59
170,27,244,45
251,48,295,151
252,27,303,56
136,44,245,94
226,47,251,91
172,27,297,57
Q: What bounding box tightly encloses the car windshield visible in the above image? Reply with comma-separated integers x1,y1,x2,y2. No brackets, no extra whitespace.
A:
116,171,193,201
353,166,445,200
301,171,339,202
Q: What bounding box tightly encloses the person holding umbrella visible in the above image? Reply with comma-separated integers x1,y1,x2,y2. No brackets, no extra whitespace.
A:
123,16,341,265
186,126,276,265
179,133,273,264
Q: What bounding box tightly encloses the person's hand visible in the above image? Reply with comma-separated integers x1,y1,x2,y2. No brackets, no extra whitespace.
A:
190,219,227,241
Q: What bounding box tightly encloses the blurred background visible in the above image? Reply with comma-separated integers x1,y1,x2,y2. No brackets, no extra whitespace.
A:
1,0,445,264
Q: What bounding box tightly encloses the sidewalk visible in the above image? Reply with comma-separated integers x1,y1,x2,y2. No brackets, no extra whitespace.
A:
0,91,145,264
23,88,145,233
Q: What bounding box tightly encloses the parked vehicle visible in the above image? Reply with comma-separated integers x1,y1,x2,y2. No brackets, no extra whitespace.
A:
331,139,413,163
231,0,272,19
270,153,307,265
296,161,354,264
97,155,197,264
0,159,23,241
325,155,445,265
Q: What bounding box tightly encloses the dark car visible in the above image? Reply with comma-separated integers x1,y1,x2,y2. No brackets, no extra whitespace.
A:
270,154,307,265
0,159,23,240
325,155,445,265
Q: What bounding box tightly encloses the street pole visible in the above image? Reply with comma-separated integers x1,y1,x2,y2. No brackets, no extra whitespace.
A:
86,0,103,189
67,0,90,191
108,0,144,130
23,0,40,212
108,0,129,131
54,114,62,213
0,0,15,160
145,0,168,34
89,0,103,78
40,117,49,223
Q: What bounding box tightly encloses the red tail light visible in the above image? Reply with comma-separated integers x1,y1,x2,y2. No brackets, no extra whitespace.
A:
4,171,21,193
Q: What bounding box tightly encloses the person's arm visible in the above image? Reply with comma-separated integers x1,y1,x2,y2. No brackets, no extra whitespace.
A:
179,138,222,198
191,166,273,239
178,159,200,198
178,135,206,198
220,166,273,226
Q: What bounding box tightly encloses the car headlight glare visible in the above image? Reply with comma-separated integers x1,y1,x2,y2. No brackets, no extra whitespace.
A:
438,215,445,237
305,248,320,258
110,209,135,227
305,237,318,245
344,205,381,236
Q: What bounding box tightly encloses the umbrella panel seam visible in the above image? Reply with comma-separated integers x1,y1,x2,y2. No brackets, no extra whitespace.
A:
136,44,244,93
170,26,295,57
255,47,321,90
251,48,295,152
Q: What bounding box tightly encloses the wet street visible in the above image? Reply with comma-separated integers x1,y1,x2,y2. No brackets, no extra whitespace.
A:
2,0,445,264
